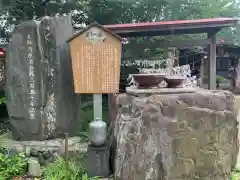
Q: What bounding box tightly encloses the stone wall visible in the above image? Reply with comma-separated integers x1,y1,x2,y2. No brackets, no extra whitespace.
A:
0,132,87,166
114,89,238,180
5,16,77,140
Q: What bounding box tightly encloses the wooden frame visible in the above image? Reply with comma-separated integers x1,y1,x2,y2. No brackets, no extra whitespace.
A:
124,39,211,49
122,39,211,60
105,18,237,37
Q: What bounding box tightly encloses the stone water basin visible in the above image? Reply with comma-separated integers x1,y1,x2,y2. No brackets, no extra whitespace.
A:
164,75,185,88
131,74,165,89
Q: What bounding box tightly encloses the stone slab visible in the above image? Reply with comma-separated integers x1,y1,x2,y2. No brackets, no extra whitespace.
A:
0,132,87,153
86,144,110,178
5,16,77,140
126,87,198,96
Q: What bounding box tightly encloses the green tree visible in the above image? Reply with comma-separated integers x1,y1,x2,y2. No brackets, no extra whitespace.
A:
0,0,88,37
0,0,239,44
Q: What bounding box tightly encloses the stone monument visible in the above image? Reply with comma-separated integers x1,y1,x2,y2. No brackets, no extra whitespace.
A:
5,16,77,140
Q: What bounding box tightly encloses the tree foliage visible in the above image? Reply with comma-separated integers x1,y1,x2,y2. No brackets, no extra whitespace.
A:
0,0,240,44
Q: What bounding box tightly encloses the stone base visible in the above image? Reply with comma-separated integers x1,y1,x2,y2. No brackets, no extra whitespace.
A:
86,144,110,178
114,90,238,180
234,95,240,171
126,87,198,96
0,132,87,165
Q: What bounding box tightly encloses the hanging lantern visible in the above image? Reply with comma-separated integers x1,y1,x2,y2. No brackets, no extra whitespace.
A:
0,48,5,58
0,48,5,85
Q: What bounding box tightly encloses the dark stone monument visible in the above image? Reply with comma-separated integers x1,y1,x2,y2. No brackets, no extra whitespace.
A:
5,16,77,140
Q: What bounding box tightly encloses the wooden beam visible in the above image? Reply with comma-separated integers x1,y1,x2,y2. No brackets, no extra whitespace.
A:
208,33,217,89
111,23,234,35
208,27,222,38
116,28,223,37
123,39,211,49
122,39,210,60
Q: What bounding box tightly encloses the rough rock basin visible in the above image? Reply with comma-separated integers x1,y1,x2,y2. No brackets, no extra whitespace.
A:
113,88,238,180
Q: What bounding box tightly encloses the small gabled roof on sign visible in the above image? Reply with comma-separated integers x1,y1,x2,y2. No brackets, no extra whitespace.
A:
67,22,124,43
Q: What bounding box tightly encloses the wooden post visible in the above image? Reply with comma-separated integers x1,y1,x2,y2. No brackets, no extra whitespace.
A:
64,133,69,160
208,33,217,89
176,49,179,66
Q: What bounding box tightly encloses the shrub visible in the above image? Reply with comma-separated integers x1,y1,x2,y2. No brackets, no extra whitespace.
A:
43,157,99,180
216,75,227,84
231,170,240,180
0,151,28,180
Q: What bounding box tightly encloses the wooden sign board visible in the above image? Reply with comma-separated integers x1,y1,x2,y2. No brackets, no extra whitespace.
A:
68,23,122,94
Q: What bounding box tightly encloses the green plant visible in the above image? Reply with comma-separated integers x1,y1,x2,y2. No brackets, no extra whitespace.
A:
81,173,99,180
231,170,240,180
43,157,99,180
216,75,227,84
0,151,28,180
0,97,6,105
